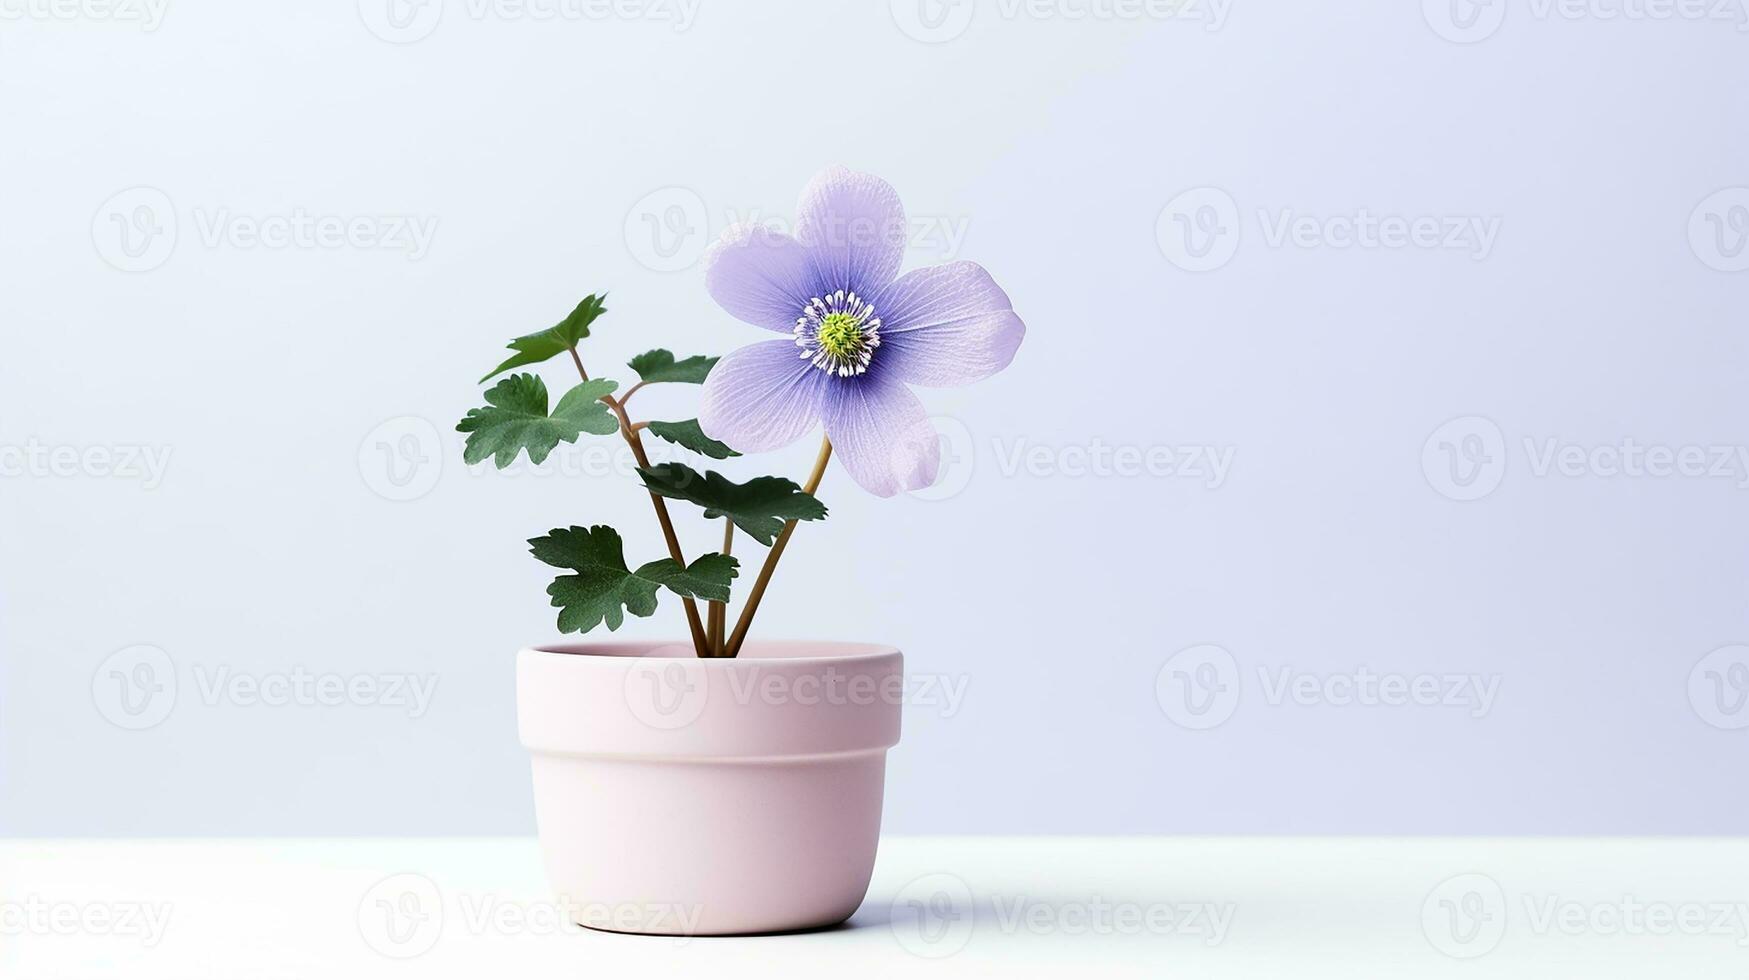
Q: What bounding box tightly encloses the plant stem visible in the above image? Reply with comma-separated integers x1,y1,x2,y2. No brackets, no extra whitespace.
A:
613,400,711,657
723,436,832,659
567,346,710,657
709,518,733,656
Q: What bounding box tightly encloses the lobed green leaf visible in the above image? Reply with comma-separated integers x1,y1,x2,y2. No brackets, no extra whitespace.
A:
646,419,740,460
457,374,619,468
480,295,609,382
530,525,739,633
637,463,827,547
627,349,718,385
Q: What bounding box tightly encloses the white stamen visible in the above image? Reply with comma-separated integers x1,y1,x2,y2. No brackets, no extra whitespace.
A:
793,288,883,377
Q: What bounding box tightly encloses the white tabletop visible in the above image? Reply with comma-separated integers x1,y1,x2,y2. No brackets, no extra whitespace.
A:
2,837,1746,977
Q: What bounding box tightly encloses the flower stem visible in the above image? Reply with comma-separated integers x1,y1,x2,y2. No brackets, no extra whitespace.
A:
568,346,710,657
723,436,832,659
708,518,733,656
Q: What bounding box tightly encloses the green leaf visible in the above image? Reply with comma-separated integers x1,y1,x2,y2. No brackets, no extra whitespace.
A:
637,463,827,547
457,374,619,468
529,525,739,633
627,349,718,385
646,419,740,460
480,295,609,382
638,552,740,604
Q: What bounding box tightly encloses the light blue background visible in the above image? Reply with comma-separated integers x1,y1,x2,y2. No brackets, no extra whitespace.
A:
2,0,1746,835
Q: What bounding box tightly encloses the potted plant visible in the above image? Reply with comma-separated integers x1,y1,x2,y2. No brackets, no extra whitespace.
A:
461,166,1026,935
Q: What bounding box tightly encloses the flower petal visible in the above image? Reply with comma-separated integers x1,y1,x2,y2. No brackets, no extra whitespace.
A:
795,165,908,296
698,339,828,453
872,261,1026,387
704,224,819,332
819,372,940,498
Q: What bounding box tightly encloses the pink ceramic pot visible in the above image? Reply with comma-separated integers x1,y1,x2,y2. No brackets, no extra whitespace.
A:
517,640,903,936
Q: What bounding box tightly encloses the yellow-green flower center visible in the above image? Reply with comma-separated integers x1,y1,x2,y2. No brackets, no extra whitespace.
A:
794,290,883,377
816,313,864,360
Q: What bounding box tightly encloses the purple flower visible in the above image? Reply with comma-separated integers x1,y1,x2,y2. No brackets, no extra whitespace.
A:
697,166,1026,497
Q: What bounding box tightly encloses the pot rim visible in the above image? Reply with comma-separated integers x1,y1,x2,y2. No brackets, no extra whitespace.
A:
521,639,901,667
